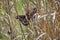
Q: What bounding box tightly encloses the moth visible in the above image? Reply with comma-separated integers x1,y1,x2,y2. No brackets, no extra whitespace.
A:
16,8,37,26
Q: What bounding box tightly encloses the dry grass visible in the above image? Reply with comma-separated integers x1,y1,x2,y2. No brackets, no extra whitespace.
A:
0,0,60,40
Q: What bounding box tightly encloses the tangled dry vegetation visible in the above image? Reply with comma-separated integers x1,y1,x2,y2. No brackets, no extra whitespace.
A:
0,0,60,40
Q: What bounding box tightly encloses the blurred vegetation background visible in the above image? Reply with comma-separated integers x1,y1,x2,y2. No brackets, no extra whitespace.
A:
0,0,60,40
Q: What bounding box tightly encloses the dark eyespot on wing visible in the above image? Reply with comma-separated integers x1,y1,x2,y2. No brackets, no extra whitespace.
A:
16,15,25,19
19,15,25,19
16,15,29,26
